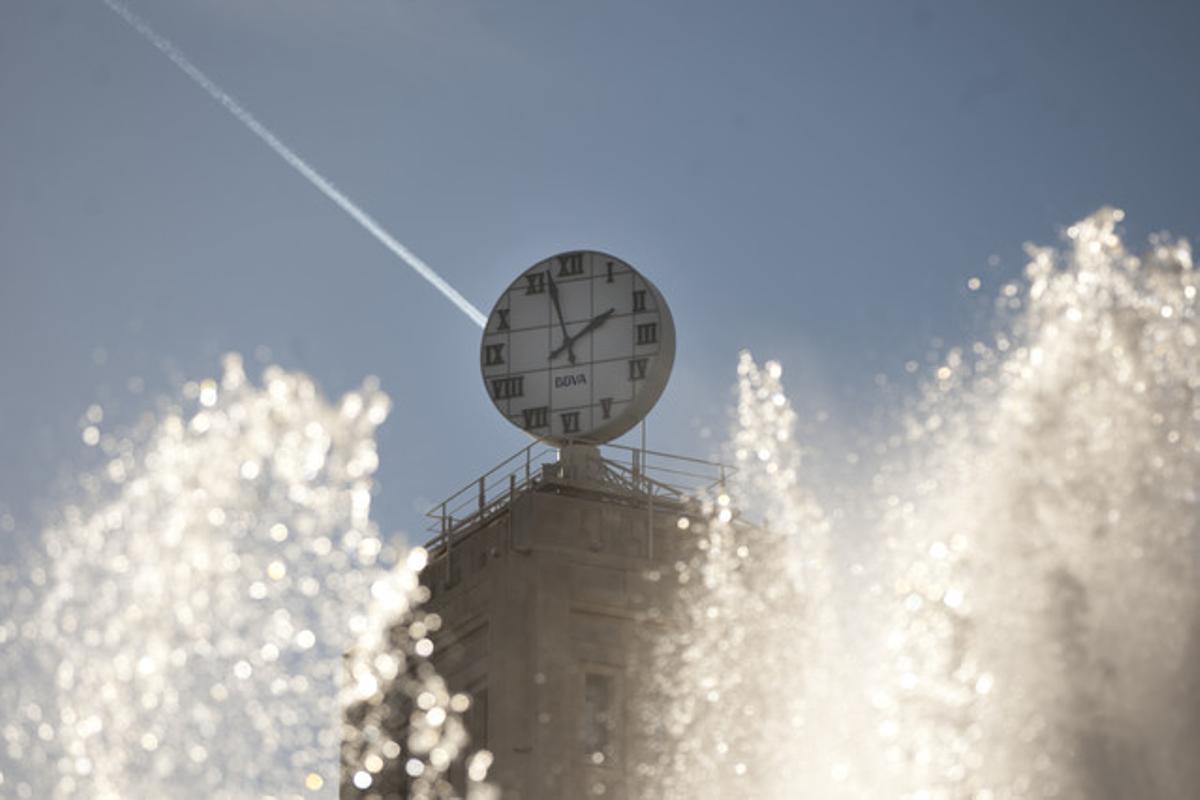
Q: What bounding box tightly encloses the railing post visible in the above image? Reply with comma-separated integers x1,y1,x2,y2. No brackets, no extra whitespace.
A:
648,484,655,561
425,442,735,564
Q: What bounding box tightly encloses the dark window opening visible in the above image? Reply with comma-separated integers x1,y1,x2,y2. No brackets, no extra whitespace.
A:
582,672,616,765
450,683,488,792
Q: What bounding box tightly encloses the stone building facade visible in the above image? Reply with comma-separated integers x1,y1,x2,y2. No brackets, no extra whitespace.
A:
343,445,719,799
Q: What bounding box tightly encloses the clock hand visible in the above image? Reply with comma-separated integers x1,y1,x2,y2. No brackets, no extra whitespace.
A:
549,308,615,361
545,271,575,364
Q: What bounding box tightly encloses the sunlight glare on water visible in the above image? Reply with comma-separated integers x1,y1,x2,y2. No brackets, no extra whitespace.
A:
638,208,1200,800
3,208,1198,800
0,355,483,799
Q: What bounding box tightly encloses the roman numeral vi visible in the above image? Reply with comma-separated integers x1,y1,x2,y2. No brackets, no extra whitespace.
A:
599,397,613,419
560,411,581,434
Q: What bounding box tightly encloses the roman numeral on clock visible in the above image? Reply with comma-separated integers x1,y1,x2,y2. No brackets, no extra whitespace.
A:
557,252,584,277
560,411,581,434
484,343,505,366
629,357,648,381
636,322,657,345
599,397,613,419
525,272,546,295
491,376,524,400
606,261,614,283
521,405,548,430
495,308,510,331
632,289,647,312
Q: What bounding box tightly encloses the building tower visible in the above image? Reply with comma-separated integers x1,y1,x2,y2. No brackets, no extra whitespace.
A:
343,249,706,798
341,442,729,799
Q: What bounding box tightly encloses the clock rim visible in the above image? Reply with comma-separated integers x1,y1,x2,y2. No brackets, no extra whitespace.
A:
479,249,675,447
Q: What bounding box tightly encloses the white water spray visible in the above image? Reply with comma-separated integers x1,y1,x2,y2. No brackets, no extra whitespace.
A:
638,208,1200,799
6,208,1197,799
0,356,489,798
101,0,487,329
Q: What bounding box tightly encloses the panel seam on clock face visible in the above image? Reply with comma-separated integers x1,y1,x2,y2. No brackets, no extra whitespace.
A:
504,292,512,418
489,351,658,380
631,273,639,407
525,398,607,415
496,310,642,335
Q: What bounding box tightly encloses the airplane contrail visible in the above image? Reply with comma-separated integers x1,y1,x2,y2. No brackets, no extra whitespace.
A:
101,0,488,329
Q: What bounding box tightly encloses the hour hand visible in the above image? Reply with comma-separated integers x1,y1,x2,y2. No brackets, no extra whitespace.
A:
549,308,615,361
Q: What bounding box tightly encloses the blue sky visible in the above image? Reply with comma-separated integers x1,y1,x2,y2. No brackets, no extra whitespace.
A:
3,0,1200,543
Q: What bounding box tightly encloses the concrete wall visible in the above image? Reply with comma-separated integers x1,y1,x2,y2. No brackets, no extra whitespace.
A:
343,480,695,799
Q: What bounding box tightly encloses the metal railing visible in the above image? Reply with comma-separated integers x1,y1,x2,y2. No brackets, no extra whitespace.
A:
423,441,732,549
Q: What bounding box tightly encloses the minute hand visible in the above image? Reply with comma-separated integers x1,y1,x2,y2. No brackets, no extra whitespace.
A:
549,308,616,361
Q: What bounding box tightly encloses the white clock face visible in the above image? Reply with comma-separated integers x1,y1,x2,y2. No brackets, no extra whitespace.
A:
481,251,675,445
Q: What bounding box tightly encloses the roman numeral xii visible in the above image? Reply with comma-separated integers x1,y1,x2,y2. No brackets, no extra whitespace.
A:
557,252,584,277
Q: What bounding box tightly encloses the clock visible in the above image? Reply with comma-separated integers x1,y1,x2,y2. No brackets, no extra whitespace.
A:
480,250,675,445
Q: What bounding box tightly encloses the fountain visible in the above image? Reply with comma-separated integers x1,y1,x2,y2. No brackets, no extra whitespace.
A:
637,208,1200,799
0,355,485,799
3,208,1197,798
